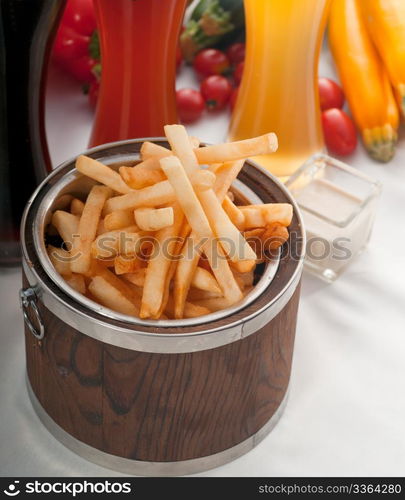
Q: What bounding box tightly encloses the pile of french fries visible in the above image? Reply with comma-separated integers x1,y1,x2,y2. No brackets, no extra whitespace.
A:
47,125,293,321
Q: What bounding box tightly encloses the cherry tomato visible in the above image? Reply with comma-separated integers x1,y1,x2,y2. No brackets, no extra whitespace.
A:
200,75,233,111
229,87,239,111
233,62,244,86
193,49,230,78
322,108,357,156
176,45,183,70
319,77,345,111
88,80,99,108
176,88,205,123
66,55,97,83
53,25,89,65
226,43,245,65
62,0,96,36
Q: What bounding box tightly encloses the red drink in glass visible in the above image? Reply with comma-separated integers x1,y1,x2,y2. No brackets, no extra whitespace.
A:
89,0,187,147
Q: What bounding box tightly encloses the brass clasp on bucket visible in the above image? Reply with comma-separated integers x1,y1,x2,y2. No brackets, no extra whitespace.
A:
19,287,45,340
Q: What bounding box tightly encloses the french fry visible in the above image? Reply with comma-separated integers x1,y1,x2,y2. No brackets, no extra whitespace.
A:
164,124,199,174
134,207,174,231
122,269,146,287
91,225,140,259
47,245,72,277
103,180,176,214
65,273,86,294
71,185,112,274
140,204,184,319
165,297,211,319
193,296,239,312
173,239,201,319
96,219,107,236
212,160,244,201
114,255,145,275
226,190,234,202
51,211,79,250
261,223,289,252
198,188,257,264
240,203,293,229
70,198,85,216
189,169,216,191
187,288,222,301
222,196,245,228
191,267,222,295
203,237,243,305
89,276,139,316
232,269,254,290
160,156,212,239
119,165,166,189
140,136,200,161
104,209,136,231
76,155,132,194
195,133,278,164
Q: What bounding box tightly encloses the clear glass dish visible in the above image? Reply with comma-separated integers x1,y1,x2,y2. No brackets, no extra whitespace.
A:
286,154,382,282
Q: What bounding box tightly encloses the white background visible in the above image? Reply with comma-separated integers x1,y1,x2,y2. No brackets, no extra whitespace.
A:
0,43,404,477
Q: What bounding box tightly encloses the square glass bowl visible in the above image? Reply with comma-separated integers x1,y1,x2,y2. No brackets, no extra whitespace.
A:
285,154,382,282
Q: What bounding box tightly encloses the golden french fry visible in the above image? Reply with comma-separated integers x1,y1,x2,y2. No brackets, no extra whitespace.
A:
193,296,240,312
190,169,216,191
89,276,139,316
160,156,212,239
222,196,245,228
104,209,136,231
96,219,107,236
191,266,222,295
212,160,245,201
70,198,85,216
134,207,174,231
65,273,86,294
173,236,201,319
240,203,293,229
203,237,243,305
122,269,146,287
198,189,257,263
165,296,211,319
71,185,112,274
91,225,140,259
140,204,184,319
261,223,289,252
229,259,257,273
233,270,255,289
164,124,199,174
140,136,200,161
51,211,79,251
195,133,278,164
47,245,72,277
76,155,132,194
103,180,176,214
119,165,166,189
114,255,145,275
186,288,222,301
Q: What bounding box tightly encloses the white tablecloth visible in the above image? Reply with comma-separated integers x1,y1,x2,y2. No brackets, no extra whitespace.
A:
0,48,404,477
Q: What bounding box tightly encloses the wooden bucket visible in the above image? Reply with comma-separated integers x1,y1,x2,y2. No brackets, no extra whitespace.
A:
20,139,305,475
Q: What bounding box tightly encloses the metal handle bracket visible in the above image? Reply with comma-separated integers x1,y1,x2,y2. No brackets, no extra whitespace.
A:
19,287,45,340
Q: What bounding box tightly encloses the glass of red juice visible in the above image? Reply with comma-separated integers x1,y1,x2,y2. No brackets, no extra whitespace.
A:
89,0,187,147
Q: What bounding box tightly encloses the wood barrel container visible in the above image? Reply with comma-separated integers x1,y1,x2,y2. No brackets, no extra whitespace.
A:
20,139,305,475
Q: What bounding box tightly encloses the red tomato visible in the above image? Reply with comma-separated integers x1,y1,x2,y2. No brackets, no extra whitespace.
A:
193,49,230,78
62,0,96,36
200,75,233,111
233,62,244,86
176,89,205,123
66,55,97,83
226,43,245,65
319,77,345,111
229,87,239,111
53,25,89,65
176,45,183,70
88,80,99,108
322,108,357,156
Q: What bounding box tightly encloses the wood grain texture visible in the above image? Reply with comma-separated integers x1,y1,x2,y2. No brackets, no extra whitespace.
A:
24,272,300,462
